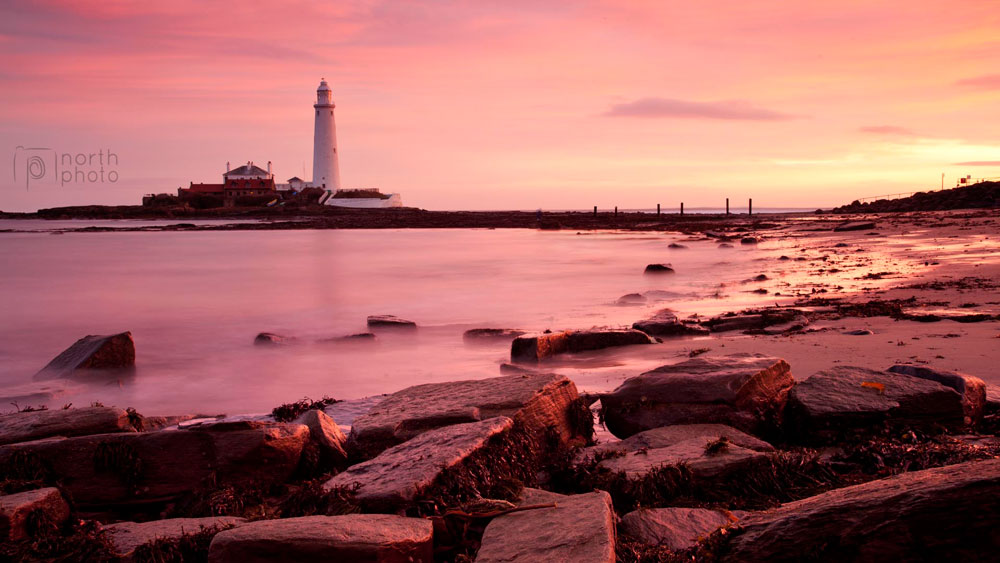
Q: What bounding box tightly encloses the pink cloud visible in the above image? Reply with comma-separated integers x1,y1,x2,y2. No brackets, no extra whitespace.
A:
859,125,914,135
955,74,1000,89
953,161,1000,166
605,98,797,121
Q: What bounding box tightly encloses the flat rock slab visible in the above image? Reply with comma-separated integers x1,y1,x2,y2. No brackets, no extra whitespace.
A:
253,332,298,346
0,421,309,508
346,373,580,460
600,354,793,438
34,331,135,380
463,328,526,341
511,329,655,363
208,514,433,563
887,364,986,424
0,406,136,446
583,424,774,460
633,309,709,337
786,366,965,441
367,315,417,329
728,458,1000,561
0,487,70,541
327,417,513,510
105,517,246,558
833,221,876,232
701,309,805,333
619,507,737,550
597,438,767,480
476,488,615,563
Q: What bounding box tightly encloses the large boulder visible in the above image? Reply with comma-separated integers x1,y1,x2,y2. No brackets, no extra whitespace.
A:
619,507,738,550
34,332,135,380
727,458,1000,561
887,364,986,425
0,487,70,541
475,488,616,563
346,373,582,460
600,354,794,438
632,309,709,337
786,366,965,442
0,406,137,446
510,329,655,363
0,421,310,509
327,417,513,511
293,409,348,466
208,514,433,563
104,517,246,559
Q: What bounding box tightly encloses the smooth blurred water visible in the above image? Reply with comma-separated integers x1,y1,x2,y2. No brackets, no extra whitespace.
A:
0,225,798,416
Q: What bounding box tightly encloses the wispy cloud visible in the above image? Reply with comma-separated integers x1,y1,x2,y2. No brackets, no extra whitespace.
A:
953,161,1000,166
955,74,1000,89
859,125,914,135
605,98,797,121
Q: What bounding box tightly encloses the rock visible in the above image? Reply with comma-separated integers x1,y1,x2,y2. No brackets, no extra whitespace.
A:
366,315,417,329
668,243,688,249
253,332,297,346
644,263,675,274
346,373,581,460
105,517,246,558
757,315,810,335
632,309,709,337
294,409,348,466
718,243,734,248
476,488,615,563
34,332,135,380
887,364,987,424
833,220,876,232
740,237,759,245
326,417,513,510
843,329,873,335
986,384,1000,414
315,332,378,345
0,421,310,509
0,407,136,446
208,514,433,563
753,274,768,281
785,366,965,442
701,309,805,333
601,354,794,438
143,414,203,431
510,329,655,363
463,328,526,341
615,293,647,306
590,434,768,481
582,424,775,459
727,459,1000,561
0,488,70,541
619,507,737,550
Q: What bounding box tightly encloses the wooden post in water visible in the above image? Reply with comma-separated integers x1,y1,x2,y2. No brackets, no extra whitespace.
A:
726,198,730,215
749,198,753,216
680,202,684,216
614,206,618,217
593,206,597,217
657,203,660,216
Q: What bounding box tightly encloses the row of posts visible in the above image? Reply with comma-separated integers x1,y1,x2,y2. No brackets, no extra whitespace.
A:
594,198,753,217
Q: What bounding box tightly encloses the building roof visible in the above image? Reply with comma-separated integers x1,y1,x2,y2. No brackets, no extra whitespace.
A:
317,79,331,92
186,183,224,193
224,164,269,177
287,176,303,182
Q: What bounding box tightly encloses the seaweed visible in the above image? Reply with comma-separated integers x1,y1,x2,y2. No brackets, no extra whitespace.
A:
271,396,340,422
276,480,360,518
0,518,117,563
93,440,143,495
131,524,235,563
0,449,51,494
125,407,145,432
567,397,596,446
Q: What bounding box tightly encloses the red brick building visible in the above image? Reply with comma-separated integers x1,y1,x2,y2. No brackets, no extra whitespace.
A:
179,161,276,201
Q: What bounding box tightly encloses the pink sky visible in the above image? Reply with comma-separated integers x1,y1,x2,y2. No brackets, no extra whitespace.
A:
1,0,998,212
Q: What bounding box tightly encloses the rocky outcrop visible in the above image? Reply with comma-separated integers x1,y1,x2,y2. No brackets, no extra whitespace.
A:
207,514,433,563
33,332,135,380
0,421,310,509
327,417,513,511
833,220,876,232
253,332,297,346
644,264,675,274
366,315,417,329
727,459,1000,561
510,329,655,363
700,309,807,333
0,487,70,541
105,517,246,558
463,328,526,341
887,364,986,424
293,409,348,466
476,488,616,563
600,355,793,438
346,373,582,460
0,406,136,445
619,507,737,550
632,309,709,337
987,384,1000,415
786,366,965,442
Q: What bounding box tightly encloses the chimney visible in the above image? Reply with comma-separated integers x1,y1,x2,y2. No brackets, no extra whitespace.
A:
226,161,230,172
267,161,272,175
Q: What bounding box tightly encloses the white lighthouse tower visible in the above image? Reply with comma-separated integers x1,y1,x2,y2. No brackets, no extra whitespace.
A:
312,79,341,191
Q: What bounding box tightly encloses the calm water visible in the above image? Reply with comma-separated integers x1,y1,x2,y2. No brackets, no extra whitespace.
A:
0,224,816,417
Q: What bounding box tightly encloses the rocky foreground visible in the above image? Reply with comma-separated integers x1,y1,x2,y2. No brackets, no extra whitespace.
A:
3,350,1000,562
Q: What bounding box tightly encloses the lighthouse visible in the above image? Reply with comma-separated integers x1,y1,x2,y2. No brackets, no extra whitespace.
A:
312,79,341,191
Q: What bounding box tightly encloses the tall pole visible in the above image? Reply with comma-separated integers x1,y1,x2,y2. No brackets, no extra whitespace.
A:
726,198,729,215
680,202,684,216
941,173,944,190
749,198,753,216
657,203,660,216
